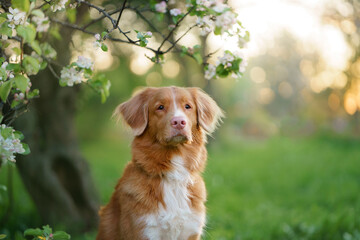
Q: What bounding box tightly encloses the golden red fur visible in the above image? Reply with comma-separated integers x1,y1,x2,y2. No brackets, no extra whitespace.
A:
96,86,223,240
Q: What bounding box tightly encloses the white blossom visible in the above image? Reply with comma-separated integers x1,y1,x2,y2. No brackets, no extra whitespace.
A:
14,92,25,101
196,16,214,36
212,2,228,13
145,31,152,37
155,1,167,13
7,8,27,29
1,35,8,40
0,124,25,163
76,56,93,69
32,15,50,32
205,64,216,80
215,11,237,33
50,0,68,12
170,8,182,16
239,57,248,73
2,62,8,69
95,33,101,41
217,52,234,65
93,41,101,49
0,61,15,81
60,67,84,87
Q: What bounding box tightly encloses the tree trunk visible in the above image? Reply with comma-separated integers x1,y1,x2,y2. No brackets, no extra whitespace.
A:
14,9,99,231
15,74,99,231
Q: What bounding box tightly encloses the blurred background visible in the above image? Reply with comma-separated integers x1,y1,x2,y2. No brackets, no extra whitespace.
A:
1,0,360,239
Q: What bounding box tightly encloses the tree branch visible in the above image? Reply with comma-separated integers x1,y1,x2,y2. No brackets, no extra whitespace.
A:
164,24,197,54
116,0,127,27
157,6,195,52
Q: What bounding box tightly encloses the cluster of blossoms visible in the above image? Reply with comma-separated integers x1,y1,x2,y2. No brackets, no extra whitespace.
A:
93,33,102,49
191,0,238,36
170,8,182,16
0,124,26,163
60,67,83,87
205,50,248,80
135,31,153,47
60,56,94,87
154,1,182,19
93,33,109,51
51,0,69,12
32,15,50,32
7,7,27,29
0,61,15,81
155,1,167,13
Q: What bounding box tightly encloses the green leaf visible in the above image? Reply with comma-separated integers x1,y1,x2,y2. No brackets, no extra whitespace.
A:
40,43,56,59
139,41,146,47
66,8,77,24
16,24,36,43
12,0,30,12
24,228,42,237
52,231,70,240
0,68,7,81
49,26,61,40
0,23,12,37
12,47,21,56
14,130,24,140
181,46,187,56
1,126,13,139
13,75,29,92
21,143,30,155
0,17,7,25
0,234,6,239
101,43,108,52
28,88,39,99
193,52,203,64
31,9,44,18
23,56,40,75
214,26,222,35
6,63,21,73
30,40,42,55
156,13,164,21
42,225,52,236
10,99,20,108
40,61,47,70
0,80,13,102
101,31,107,39
88,74,111,103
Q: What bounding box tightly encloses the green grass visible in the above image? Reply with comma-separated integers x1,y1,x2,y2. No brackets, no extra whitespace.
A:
1,134,360,240
78,134,360,240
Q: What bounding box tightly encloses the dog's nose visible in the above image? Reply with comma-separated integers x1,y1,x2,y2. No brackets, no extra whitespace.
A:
171,116,186,130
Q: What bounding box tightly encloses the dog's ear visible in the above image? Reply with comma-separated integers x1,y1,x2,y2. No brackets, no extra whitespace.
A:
189,88,224,134
113,88,154,136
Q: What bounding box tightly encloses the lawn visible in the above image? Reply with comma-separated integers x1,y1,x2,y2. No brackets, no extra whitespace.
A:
1,133,359,240
78,133,360,240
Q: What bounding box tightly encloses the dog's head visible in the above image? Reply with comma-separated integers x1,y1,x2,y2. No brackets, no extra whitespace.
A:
114,86,224,146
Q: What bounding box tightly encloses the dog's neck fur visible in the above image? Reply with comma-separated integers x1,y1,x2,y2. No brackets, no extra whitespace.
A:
131,127,207,177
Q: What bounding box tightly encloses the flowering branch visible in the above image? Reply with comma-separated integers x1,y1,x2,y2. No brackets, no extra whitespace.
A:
0,0,250,164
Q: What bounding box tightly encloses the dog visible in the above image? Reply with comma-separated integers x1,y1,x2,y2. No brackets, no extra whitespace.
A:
96,86,224,240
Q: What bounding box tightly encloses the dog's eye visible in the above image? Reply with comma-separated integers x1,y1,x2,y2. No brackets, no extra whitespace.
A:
185,104,191,109
157,105,164,110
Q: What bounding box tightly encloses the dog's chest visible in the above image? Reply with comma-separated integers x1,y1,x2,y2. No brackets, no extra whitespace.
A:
140,156,204,240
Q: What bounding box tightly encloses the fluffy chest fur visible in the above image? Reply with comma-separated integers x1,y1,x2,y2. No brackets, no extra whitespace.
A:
140,156,205,240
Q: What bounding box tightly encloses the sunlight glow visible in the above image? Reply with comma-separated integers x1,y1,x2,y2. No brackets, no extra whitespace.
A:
344,92,357,115
229,0,352,82
162,60,180,78
130,50,154,75
250,67,266,84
